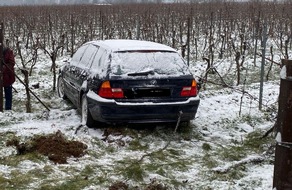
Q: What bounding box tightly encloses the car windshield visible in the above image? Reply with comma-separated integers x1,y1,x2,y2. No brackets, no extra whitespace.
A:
110,51,191,77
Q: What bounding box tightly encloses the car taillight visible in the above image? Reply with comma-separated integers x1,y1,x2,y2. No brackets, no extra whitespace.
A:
180,80,198,97
98,81,124,98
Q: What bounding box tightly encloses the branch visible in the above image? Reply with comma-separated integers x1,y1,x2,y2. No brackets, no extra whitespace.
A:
16,40,25,68
256,52,281,66
212,155,264,174
261,122,276,139
200,73,278,112
201,76,257,101
136,140,171,163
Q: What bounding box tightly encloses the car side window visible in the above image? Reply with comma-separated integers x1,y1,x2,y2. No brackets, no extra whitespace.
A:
79,44,98,69
71,45,87,66
99,50,109,75
90,48,105,72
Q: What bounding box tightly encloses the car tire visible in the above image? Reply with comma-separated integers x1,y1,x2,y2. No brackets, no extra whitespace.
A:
57,76,67,99
81,94,95,128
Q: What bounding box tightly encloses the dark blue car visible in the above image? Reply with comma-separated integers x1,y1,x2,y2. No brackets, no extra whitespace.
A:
58,40,200,127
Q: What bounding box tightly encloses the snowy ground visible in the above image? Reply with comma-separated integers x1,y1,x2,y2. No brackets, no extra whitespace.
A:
0,53,279,189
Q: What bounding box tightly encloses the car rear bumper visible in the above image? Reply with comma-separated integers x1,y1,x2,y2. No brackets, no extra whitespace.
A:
86,91,200,124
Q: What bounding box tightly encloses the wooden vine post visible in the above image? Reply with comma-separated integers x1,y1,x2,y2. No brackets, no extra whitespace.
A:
273,59,292,189
0,23,3,112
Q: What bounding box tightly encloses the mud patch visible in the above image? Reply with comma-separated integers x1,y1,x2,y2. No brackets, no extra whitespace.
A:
108,180,167,190
6,130,87,164
109,181,128,190
102,127,128,147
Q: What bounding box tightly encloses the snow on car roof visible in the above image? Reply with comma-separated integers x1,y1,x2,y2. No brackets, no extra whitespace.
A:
88,39,177,52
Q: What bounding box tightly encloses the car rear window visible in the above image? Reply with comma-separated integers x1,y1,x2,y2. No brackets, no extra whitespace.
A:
109,51,191,77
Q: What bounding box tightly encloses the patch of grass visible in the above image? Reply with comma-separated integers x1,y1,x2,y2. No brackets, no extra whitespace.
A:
166,160,191,171
128,139,149,151
0,152,46,167
5,169,34,189
40,89,57,100
204,129,272,182
79,165,95,178
202,143,212,151
203,154,218,169
144,162,168,177
12,99,27,113
123,163,144,181
114,157,144,182
218,131,269,162
152,150,167,161
237,178,263,188
243,130,272,153
177,122,203,141
43,165,54,173
37,69,51,76
0,120,14,127
218,118,237,129
156,167,167,176
240,115,265,127
0,132,17,144
169,178,186,189
91,175,108,186
219,145,246,162
27,168,50,179
84,150,99,159
214,115,272,161
38,178,92,190
0,175,10,187
104,145,117,154
35,165,102,190
167,148,182,156
145,158,192,178
210,166,246,181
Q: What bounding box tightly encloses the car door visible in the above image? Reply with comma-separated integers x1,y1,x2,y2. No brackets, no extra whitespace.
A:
71,44,99,106
89,47,107,78
62,45,88,105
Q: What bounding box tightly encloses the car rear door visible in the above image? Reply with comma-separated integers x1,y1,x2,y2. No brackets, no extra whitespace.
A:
70,44,99,106
62,45,88,104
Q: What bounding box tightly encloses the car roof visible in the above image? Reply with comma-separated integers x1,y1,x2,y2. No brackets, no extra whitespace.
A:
86,39,177,52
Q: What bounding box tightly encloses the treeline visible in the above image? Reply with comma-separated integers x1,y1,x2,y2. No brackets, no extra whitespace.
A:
0,1,290,112
1,1,291,57
0,0,189,6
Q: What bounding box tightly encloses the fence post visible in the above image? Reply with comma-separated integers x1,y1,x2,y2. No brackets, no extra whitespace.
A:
187,17,190,66
273,59,292,189
259,20,267,110
0,23,3,112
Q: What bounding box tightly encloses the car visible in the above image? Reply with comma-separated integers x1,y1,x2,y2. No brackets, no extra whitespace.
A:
57,39,200,127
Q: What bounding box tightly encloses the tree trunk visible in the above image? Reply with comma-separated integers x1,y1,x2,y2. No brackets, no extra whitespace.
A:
21,68,32,113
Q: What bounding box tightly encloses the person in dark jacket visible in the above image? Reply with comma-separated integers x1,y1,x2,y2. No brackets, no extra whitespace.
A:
3,47,15,110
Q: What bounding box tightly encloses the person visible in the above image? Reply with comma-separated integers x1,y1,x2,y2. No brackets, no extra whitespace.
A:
3,46,15,110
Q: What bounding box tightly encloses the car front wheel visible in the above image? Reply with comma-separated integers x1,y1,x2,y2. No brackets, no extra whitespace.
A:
57,76,67,99
81,94,94,128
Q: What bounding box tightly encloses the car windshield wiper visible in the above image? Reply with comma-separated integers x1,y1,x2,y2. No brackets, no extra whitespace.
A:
127,70,155,76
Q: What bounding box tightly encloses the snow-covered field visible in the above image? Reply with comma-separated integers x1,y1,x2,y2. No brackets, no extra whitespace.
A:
0,53,278,189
